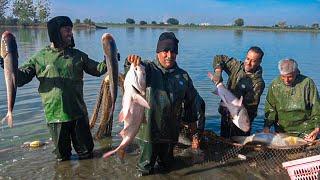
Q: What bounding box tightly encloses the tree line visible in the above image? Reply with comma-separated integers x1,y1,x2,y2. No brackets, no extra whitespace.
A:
0,0,51,26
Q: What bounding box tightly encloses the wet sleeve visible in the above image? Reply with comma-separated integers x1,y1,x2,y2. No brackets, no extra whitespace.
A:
307,79,320,128
212,55,240,76
245,81,265,117
183,75,206,133
17,57,36,87
264,84,277,128
83,54,107,77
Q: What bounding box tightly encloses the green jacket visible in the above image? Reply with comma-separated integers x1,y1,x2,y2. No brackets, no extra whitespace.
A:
124,59,205,143
212,55,265,121
264,74,320,134
17,46,107,123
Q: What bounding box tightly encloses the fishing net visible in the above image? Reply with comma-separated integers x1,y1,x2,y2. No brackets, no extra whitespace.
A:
197,130,320,174
89,73,124,139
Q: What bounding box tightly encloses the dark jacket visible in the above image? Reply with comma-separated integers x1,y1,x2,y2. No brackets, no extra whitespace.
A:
124,58,205,143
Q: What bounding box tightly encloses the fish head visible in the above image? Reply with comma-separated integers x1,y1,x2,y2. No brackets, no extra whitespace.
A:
1,31,18,58
101,33,117,58
232,107,250,132
133,65,146,96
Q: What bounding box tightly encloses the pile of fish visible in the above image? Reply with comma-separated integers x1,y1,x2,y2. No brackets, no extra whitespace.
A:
1,31,18,128
232,133,308,148
103,64,150,159
208,72,250,132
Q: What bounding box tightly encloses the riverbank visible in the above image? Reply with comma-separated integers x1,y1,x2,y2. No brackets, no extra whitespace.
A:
1,23,319,33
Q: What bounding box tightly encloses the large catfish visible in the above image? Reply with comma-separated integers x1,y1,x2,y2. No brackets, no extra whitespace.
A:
101,33,118,124
103,64,150,159
208,72,250,132
1,31,18,128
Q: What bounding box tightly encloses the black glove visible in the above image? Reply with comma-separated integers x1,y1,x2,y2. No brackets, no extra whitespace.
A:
0,56,4,69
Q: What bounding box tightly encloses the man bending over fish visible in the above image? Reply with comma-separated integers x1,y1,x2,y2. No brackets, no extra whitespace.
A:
263,59,320,141
0,16,107,161
211,46,265,138
125,32,205,176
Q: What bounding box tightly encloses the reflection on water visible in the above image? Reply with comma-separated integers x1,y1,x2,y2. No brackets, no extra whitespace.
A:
0,27,319,179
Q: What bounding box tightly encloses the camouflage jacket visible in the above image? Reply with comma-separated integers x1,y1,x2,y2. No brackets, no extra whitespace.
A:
264,74,320,134
17,46,107,123
212,55,265,121
124,58,205,143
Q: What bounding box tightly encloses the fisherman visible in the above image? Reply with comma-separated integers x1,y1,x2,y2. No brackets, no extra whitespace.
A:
125,32,205,175
0,16,107,161
211,46,265,138
263,59,320,141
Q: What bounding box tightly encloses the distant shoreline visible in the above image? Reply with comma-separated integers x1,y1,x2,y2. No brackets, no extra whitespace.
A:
1,23,319,33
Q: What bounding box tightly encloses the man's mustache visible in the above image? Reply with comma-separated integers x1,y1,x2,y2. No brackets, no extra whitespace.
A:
165,57,174,61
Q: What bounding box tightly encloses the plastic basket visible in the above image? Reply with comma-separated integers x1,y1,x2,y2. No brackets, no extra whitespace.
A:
282,155,320,180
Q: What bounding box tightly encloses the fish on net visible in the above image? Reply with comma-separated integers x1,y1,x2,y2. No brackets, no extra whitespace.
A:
173,130,320,175
89,73,124,139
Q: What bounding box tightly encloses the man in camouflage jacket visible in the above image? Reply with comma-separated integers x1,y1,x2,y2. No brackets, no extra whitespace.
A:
263,59,320,141
212,46,265,138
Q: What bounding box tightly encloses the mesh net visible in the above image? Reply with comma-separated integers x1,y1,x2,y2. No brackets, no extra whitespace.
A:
196,130,320,174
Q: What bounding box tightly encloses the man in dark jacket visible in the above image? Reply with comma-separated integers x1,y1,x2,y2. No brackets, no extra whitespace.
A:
211,47,265,138
1,16,107,161
125,32,205,175
263,59,320,141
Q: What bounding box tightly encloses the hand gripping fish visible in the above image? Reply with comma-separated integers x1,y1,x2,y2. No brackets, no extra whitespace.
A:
103,64,150,159
1,31,18,128
208,72,250,132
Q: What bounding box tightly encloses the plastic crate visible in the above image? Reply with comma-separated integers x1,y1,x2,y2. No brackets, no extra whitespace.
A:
282,155,320,180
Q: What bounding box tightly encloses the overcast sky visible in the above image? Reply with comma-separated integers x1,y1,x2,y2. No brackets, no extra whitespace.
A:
50,0,320,26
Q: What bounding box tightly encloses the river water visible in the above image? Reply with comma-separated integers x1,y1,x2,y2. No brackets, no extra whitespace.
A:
0,27,319,179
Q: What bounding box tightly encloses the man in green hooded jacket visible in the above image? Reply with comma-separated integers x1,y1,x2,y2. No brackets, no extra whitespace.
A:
125,32,205,175
211,47,265,138
263,59,320,141
0,16,107,161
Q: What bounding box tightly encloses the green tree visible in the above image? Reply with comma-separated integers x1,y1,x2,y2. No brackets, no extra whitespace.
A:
234,18,244,26
36,0,50,23
75,19,81,24
311,23,319,29
12,0,37,25
151,21,157,25
276,21,287,28
166,18,179,25
139,20,147,25
83,18,94,25
0,0,9,20
126,18,135,24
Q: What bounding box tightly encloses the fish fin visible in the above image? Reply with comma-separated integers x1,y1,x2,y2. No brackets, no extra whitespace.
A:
133,94,150,109
118,110,124,122
232,96,243,107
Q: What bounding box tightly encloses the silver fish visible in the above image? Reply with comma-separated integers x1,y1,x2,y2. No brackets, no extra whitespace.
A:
103,64,150,159
101,33,118,125
1,31,18,128
232,133,308,148
208,72,250,132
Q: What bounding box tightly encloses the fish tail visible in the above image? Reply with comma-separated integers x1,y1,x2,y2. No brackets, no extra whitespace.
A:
103,148,120,159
